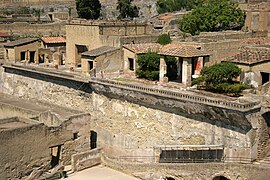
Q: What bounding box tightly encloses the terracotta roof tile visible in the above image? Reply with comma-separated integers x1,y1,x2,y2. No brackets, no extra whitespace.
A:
223,50,270,65
0,32,11,37
160,44,209,58
41,37,66,44
123,43,162,54
158,15,173,20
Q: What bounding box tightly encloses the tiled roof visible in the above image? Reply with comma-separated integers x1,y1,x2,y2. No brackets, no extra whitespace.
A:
4,38,38,47
158,15,173,20
223,50,270,65
123,43,162,54
160,44,209,58
41,37,66,44
82,46,119,57
240,38,270,46
0,32,11,37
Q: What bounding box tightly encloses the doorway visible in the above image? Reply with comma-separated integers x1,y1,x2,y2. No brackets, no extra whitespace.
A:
50,145,62,168
261,72,270,85
90,131,97,149
128,58,134,71
88,61,94,70
20,51,26,61
30,51,35,63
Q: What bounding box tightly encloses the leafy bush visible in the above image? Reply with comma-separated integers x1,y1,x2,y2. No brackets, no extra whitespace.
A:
193,62,246,95
136,52,160,81
201,62,241,85
157,34,172,45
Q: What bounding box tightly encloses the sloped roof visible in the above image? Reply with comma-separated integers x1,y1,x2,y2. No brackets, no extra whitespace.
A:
0,32,11,37
123,43,162,54
223,50,270,65
41,37,66,44
160,44,209,58
4,38,38,47
82,46,119,57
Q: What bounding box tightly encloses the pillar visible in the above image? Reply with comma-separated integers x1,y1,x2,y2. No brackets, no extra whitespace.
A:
159,55,168,84
182,57,192,86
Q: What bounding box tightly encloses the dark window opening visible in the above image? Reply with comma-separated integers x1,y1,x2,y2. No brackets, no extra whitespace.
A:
89,61,94,70
128,58,134,71
73,132,79,140
48,14,53,21
50,145,61,168
261,72,270,85
20,51,26,61
90,130,97,149
165,177,175,180
213,176,229,180
30,51,35,63
159,149,223,163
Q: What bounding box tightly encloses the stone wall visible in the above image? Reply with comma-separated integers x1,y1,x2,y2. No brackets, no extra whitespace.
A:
66,22,156,67
0,66,263,163
102,155,270,180
0,22,66,37
0,118,51,179
0,102,39,119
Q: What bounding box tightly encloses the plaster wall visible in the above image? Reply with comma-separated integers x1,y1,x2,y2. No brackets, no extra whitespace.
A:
123,48,137,73
13,41,39,63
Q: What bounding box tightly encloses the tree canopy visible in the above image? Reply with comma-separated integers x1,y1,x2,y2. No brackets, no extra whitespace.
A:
76,0,101,20
157,0,204,14
117,0,139,19
179,0,245,35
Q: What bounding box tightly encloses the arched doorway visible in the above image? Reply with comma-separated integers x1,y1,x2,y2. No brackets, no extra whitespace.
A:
213,176,229,180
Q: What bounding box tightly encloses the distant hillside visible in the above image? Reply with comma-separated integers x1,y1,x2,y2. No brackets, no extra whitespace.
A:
1,0,158,20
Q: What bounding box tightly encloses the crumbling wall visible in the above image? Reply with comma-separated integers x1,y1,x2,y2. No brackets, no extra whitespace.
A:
0,120,50,179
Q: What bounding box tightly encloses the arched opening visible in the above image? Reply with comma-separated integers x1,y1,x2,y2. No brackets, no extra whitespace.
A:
213,176,229,180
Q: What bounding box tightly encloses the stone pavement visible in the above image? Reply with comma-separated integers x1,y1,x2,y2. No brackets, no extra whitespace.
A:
66,165,138,180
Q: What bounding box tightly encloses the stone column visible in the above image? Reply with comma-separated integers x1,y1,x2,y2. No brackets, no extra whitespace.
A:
182,57,192,86
159,55,168,84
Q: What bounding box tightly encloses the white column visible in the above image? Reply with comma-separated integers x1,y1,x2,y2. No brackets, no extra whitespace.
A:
159,55,168,84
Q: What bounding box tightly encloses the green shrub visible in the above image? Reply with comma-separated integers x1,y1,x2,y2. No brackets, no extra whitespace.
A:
157,34,172,45
145,70,159,81
227,83,247,94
